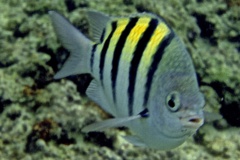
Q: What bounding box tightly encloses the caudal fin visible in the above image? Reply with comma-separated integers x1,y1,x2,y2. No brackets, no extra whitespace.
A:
49,11,92,79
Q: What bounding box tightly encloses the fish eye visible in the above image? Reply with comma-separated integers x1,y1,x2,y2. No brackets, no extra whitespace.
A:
166,91,180,112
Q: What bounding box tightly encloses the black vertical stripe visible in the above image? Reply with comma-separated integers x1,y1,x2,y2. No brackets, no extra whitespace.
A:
90,44,97,72
100,28,106,42
99,22,117,84
143,31,174,106
111,18,138,102
128,19,158,116
90,29,106,72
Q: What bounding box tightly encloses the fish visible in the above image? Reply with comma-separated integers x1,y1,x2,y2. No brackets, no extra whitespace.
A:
49,10,205,150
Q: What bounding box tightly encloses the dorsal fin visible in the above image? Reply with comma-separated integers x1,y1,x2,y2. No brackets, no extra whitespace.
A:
87,11,110,43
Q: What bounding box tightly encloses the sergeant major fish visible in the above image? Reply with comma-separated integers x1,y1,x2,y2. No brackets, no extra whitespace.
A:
49,10,205,150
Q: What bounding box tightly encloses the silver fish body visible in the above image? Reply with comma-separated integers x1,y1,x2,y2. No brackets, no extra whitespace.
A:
49,10,204,150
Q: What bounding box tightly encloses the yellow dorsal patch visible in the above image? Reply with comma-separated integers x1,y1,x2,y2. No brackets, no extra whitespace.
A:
127,17,150,45
139,22,170,71
112,18,130,40
121,17,151,62
106,19,129,53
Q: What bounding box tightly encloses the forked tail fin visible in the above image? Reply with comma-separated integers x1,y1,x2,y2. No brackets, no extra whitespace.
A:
49,11,92,79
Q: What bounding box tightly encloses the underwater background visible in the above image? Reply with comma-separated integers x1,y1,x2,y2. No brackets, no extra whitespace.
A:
0,0,240,159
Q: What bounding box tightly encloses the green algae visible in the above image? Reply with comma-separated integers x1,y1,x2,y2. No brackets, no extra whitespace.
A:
0,0,240,159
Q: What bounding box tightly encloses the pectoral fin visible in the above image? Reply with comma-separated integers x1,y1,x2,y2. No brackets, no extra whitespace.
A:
82,115,141,132
82,108,149,132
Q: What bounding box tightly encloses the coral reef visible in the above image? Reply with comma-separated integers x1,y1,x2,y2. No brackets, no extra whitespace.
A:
0,0,239,159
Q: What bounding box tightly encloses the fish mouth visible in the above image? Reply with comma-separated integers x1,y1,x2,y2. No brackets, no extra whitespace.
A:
180,115,204,129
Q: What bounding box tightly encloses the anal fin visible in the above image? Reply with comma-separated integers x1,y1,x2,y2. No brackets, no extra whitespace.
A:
86,80,114,115
123,135,146,147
